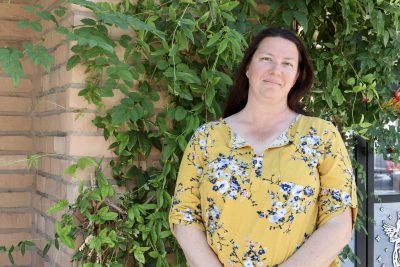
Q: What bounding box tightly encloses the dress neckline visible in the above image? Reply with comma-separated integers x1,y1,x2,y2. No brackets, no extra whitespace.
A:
220,114,302,155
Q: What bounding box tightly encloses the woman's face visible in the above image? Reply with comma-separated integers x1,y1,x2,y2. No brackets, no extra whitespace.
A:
246,37,300,104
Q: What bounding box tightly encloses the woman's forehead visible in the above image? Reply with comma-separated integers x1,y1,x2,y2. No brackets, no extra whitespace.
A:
255,37,299,58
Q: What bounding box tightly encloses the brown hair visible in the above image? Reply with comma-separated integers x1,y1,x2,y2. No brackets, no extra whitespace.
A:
223,27,314,117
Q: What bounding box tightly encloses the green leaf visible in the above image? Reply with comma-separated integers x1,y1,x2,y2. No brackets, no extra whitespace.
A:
128,206,136,221
43,240,52,257
8,245,14,265
206,32,222,47
198,11,210,24
36,10,55,22
219,1,239,11
346,78,355,86
383,30,389,47
63,164,77,177
27,154,40,170
217,39,228,55
23,42,54,72
47,199,69,214
61,236,75,249
168,5,176,21
16,20,30,28
56,26,69,35
0,48,24,86
19,241,26,256
361,74,375,84
21,6,35,12
66,55,81,70
81,18,97,25
77,157,98,169
31,22,42,32
134,250,145,264
174,106,187,121
282,11,293,26
54,7,66,17
326,63,332,81
159,231,171,238
293,11,308,33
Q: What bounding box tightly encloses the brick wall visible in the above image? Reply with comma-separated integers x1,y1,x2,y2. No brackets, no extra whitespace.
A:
0,1,34,266
1,1,115,266
33,1,114,266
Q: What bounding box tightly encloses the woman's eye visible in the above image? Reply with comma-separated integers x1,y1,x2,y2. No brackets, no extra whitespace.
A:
283,62,293,67
262,57,272,61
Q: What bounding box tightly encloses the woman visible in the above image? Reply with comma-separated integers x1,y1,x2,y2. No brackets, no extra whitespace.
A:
169,28,357,267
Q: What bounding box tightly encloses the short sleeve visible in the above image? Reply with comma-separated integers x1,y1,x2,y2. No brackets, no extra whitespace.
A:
168,127,206,234
317,123,358,228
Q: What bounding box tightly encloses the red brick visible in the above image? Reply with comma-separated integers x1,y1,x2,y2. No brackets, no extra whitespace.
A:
37,175,66,199
0,77,32,92
67,135,113,157
0,20,33,39
0,212,32,228
34,112,98,133
54,43,70,67
35,136,67,154
0,173,33,188
0,3,33,20
36,92,68,113
0,96,31,112
0,155,29,170
0,232,32,246
0,116,31,131
0,136,32,151
0,192,31,208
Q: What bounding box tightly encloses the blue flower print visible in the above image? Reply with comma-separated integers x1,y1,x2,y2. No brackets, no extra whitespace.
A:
342,192,351,204
303,186,314,196
205,198,228,250
252,156,263,178
292,127,325,175
331,189,341,202
229,240,267,267
257,211,266,218
280,182,293,193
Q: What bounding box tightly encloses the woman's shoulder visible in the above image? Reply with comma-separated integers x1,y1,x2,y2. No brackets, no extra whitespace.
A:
295,115,340,136
191,119,228,137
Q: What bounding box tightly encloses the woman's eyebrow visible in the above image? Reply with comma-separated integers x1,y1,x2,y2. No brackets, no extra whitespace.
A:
258,51,296,60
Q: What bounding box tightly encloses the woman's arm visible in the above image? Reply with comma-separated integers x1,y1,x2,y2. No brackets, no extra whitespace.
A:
174,224,223,267
279,208,352,267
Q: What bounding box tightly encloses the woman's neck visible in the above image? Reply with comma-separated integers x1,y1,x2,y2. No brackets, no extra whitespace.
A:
237,100,296,126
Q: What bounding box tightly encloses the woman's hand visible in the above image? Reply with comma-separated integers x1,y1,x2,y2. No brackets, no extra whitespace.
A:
174,224,223,267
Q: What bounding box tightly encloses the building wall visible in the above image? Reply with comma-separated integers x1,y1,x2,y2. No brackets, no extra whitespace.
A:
0,1,113,266
0,1,35,266
33,1,113,266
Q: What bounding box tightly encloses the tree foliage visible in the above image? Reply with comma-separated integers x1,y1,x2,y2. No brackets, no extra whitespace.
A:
1,0,400,266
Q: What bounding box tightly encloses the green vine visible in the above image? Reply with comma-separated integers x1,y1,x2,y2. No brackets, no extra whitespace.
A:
1,0,400,266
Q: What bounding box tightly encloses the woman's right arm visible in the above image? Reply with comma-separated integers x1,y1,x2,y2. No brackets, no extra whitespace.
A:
174,225,223,267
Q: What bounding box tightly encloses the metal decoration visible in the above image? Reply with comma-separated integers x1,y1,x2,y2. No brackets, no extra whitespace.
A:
382,212,400,267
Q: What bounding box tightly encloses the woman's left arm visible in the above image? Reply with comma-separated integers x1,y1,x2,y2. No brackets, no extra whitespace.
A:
281,122,358,267
279,208,352,267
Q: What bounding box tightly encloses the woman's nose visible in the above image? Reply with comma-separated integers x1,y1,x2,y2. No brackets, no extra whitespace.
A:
268,62,281,74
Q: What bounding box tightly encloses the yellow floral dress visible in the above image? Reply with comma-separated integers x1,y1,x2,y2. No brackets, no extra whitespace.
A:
169,115,358,267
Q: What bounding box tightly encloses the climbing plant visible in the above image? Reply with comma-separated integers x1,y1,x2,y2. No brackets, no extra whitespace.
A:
1,0,400,266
